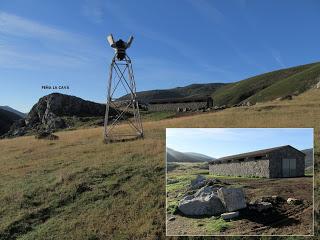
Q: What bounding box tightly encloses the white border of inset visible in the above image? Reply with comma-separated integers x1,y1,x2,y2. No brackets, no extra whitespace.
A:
165,127,315,237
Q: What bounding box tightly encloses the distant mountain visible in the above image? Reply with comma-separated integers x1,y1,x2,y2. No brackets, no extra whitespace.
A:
0,108,22,136
166,148,215,163
302,148,313,171
120,83,226,103
212,62,320,106
0,106,26,118
121,61,320,107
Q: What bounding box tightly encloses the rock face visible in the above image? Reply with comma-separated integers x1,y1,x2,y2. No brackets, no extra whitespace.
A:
25,93,107,127
5,93,116,137
178,186,226,216
217,188,247,212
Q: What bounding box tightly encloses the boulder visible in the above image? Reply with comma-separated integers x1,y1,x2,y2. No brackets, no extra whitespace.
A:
221,211,239,220
190,175,206,190
217,187,247,212
178,186,226,216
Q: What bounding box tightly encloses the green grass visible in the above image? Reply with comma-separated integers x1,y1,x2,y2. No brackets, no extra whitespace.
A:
141,111,176,121
196,218,232,233
212,61,320,106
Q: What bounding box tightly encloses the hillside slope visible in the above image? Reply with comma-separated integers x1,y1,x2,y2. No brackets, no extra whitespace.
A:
120,83,225,102
167,148,214,163
0,108,22,136
0,106,26,118
0,88,319,239
212,62,320,106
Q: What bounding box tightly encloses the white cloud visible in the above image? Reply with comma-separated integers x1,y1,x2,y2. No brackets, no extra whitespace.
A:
0,11,106,70
0,11,78,42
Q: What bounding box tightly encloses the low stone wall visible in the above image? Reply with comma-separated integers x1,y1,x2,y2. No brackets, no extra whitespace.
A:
148,101,208,112
209,159,270,178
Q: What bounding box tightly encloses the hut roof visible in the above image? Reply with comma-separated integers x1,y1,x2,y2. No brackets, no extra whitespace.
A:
209,145,304,164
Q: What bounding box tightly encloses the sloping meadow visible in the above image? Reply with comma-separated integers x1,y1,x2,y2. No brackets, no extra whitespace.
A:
0,88,319,239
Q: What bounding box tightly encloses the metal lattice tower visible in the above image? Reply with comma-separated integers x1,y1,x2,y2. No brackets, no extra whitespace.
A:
104,34,143,143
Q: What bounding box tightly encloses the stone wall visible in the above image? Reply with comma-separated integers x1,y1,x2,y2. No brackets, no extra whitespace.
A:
268,147,305,178
209,158,270,178
148,101,208,112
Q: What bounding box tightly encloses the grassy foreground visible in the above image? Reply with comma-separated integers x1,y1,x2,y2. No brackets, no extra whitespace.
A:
0,89,319,239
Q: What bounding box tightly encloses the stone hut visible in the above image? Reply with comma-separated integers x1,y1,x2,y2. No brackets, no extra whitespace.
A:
209,145,305,178
147,96,213,112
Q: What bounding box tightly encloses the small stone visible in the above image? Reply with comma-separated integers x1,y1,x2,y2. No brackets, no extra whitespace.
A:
287,198,303,205
168,216,176,221
221,211,239,220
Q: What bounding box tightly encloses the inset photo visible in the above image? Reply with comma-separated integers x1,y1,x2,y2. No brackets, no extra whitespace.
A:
166,128,314,236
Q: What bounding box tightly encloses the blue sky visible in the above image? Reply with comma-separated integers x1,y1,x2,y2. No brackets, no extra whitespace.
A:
0,0,319,112
166,128,313,158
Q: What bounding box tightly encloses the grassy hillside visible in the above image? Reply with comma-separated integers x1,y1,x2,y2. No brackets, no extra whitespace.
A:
0,109,22,136
212,62,320,106
0,88,319,239
120,83,225,102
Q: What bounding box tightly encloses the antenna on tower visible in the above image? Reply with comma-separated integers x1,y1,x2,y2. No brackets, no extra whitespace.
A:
103,34,144,143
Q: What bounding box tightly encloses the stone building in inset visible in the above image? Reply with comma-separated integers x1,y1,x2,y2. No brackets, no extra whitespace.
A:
209,145,305,178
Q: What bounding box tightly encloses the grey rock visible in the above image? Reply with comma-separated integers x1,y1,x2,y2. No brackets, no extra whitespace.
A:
168,216,176,221
190,175,206,190
287,198,303,205
178,186,226,216
221,211,239,220
217,187,247,212
194,186,219,198
178,194,225,216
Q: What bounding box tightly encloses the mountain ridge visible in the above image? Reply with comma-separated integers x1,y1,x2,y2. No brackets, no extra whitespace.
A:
166,147,215,163
0,106,26,118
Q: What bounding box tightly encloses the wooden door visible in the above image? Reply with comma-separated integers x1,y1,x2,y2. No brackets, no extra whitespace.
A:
282,158,297,177
282,158,290,177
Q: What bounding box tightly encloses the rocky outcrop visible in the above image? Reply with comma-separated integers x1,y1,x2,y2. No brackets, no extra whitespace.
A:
4,93,116,137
